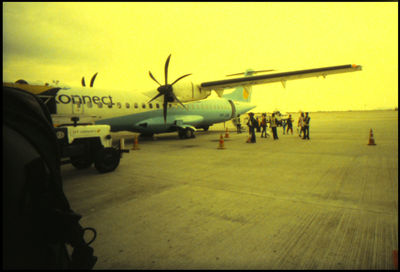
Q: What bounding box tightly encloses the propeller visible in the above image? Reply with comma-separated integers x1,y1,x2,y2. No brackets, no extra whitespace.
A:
81,73,98,87
148,54,191,123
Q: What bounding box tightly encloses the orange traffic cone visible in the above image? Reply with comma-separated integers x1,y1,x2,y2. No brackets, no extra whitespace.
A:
225,128,230,138
217,134,225,149
368,128,376,145
132,135,140,150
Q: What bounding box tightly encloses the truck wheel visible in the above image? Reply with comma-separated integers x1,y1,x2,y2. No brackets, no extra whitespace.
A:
71,156,93,169
94,147,120,173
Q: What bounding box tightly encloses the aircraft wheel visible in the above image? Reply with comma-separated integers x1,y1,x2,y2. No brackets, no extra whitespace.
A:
94,147,120,173
185,128,195,138
71,155,93,169
178,130,186,139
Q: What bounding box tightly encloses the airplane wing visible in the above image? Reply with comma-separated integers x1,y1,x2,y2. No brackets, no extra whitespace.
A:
199,64,362,91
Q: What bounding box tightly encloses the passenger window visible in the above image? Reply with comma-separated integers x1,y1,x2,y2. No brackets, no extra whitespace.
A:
98,103,103,108
142,103,146,109
87,101,92,108
149,103,153,109
156,103,160,109
126,103,130,109
117,102,121,109
134,102,138,109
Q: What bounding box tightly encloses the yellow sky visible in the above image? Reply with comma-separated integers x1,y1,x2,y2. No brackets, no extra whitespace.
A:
3,2,398,112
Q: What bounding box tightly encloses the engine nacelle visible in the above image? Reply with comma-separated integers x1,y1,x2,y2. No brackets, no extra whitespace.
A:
172,80,211,102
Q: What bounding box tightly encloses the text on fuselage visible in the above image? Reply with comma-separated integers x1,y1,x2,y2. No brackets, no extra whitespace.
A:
56,94,114,106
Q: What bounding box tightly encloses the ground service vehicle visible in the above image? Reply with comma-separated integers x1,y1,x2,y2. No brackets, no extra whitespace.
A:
54,120,128,173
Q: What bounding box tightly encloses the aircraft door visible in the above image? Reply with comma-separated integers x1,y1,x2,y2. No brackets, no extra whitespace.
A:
227,100,236,119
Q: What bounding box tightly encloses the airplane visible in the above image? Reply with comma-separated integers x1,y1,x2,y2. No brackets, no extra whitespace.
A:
3,55,362,139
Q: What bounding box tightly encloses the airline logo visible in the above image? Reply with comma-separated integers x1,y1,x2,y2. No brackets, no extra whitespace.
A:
56,94,114,106
243,87,249,100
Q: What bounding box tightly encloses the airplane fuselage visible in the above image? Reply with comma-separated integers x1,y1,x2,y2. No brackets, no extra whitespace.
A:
53,88,255,134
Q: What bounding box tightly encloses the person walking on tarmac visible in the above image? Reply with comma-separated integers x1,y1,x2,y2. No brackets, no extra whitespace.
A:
256,116,261,132
298,112,304,138
247,112,257,143
270,113,279,140
260,113,268,138
303,112,311,140
286,114,294,135
282,118,287,135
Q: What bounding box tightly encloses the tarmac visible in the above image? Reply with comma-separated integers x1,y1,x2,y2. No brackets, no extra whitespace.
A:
61,110,398,270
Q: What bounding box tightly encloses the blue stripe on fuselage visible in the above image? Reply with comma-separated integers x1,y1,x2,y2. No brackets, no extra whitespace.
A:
95,98,255,133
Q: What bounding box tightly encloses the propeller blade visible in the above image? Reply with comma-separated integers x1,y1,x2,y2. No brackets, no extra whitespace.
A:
150,54,190,122
163,99,168,124
170,73,192,86
149,71,161,86
171,92,186,110
90,72,98,87
164,54,171,85
81,77,86,87
148,93,163,103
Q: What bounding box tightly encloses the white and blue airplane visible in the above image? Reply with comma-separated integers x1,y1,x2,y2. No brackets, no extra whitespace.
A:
4,55,362,139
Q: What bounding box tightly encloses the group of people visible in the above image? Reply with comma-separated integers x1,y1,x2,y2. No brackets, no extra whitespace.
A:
297,112,311,140
237,111,310,143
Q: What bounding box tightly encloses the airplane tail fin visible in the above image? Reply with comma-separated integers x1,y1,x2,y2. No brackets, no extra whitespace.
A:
222,85,253,103
222,69,257,103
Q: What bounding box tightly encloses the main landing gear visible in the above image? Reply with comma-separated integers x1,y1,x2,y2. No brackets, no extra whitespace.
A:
178,128,195,139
